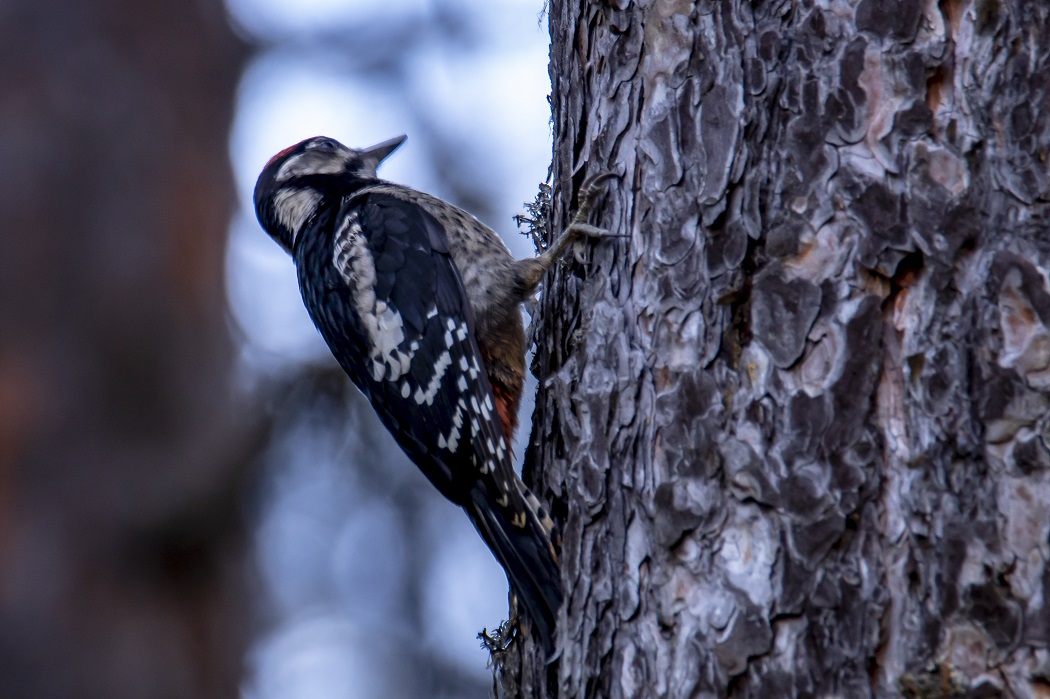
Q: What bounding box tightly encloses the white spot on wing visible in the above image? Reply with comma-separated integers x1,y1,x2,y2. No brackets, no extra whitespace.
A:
332,211,416,382
420,351,452,406
446,425,461,452
439,399,466,452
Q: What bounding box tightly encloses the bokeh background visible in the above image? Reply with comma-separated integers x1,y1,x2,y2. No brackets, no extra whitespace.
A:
0,1,551,696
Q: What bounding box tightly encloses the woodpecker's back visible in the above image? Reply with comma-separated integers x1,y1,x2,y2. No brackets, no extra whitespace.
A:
253,135,561,656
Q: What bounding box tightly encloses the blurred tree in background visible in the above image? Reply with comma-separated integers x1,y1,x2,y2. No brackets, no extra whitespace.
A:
0,1,251,697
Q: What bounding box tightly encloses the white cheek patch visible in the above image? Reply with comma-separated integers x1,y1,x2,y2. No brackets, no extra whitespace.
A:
274,189,322,241
333,212,415,382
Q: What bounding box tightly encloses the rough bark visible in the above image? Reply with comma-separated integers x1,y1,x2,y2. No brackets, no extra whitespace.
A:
500,1,1050,697
0,3,250,697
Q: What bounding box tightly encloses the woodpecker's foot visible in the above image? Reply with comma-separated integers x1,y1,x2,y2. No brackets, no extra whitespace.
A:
557,223,617,261
516,172,622,294
559,171,621,247
571,171,619,226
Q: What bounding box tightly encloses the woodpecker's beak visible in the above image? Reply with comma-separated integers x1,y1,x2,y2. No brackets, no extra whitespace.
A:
361,135,407,166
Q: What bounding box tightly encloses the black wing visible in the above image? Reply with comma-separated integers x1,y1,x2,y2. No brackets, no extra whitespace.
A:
305,191,503,501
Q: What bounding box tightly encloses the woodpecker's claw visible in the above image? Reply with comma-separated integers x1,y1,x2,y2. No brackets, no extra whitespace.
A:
573,171,619,225
543,172,622,263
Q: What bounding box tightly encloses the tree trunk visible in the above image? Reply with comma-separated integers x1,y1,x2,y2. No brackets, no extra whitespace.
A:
0,3,250,697
500,1,1050,696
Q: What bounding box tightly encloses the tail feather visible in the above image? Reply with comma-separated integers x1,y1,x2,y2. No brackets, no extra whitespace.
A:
466,481,562,658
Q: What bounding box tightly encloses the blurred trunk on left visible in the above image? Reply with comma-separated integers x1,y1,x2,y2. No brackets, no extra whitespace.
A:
0,2,250,697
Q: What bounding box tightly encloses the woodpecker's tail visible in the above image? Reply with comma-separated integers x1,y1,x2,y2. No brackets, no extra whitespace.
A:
466,479,562,659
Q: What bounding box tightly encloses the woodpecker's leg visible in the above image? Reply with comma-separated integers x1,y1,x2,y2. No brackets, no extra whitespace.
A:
516,172,621,294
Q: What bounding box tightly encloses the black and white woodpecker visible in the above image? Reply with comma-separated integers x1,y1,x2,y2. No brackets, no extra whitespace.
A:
253,135,612,657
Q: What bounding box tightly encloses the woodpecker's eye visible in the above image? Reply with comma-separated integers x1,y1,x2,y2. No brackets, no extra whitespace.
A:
313,138,338,151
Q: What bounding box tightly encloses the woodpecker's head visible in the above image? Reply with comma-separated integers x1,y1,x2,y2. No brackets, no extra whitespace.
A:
254,135,406,253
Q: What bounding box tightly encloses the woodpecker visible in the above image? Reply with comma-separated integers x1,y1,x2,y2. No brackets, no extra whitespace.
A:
253,135,612,657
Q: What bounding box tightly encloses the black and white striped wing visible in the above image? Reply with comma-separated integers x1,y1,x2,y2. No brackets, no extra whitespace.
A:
317,191,512,501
